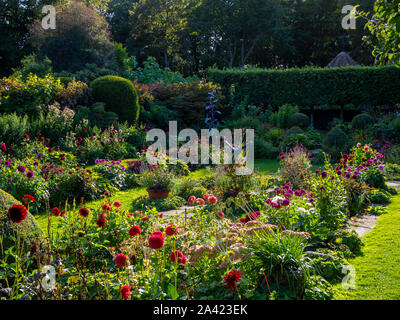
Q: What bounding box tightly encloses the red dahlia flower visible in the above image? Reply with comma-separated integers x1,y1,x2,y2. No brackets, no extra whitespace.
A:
101,204,111,211
225,270,242,290
79,207,90,217
120,285,131,300
203,194,210,201
208,196,217,204
129,225,142,237
148,233,164,249
113,201,121,208
188,196,196,204
52,207,60,217
196,198,205,205
170,250,187,265
165,224,177,236
7,204,28,223
114,253,128,268
96,213,106,227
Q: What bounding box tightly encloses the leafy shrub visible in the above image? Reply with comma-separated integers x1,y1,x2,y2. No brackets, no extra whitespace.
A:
268,104,299,129
255,137,278,159
326,230,363,258
304,275,333,300
310,249,345,283
0,113,30,146
131,195,185,212
124,56,196,84
284,126,304,138
153,81,223,128
91,75,140,123
367,190,391,204
352,113,374,129
137,166,175,192
287,113,309,129
322,127,349,159
15,54,53,80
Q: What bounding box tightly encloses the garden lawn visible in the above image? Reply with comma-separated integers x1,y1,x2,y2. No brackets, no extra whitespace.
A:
333,194,400,300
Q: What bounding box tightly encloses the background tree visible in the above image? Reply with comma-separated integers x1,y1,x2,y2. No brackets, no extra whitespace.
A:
29,1,117,73
362,0,400,66
128,0,191,68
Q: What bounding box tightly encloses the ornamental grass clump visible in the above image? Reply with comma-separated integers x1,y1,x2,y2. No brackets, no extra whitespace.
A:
279,146,312,190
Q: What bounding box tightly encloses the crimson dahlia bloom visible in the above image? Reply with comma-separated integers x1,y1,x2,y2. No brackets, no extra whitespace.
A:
120,285,131,300
170,250,187,265
79,207,90,217
165,224,177,236
26,171,34,178
129,225,142,237
52,207,60,217
96,213,106,227
225,270,242,290
113,201,121,208
114,253,128,268
188,196,196,204
102,204,111,211
208,196,217,204
8,204,28,223
149,233,164,249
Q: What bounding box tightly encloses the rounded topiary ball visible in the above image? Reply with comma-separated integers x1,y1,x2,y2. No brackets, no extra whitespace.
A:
0,189,41,251
284,126,304,138
287,113,309,129
91,75,140,123
323,127,348,149
351,113,374,130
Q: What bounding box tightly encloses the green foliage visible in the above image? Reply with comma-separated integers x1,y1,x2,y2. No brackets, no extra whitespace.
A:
322,127,349,157
30,1,118,74
137,166,175,192
208,66,400,107
351,113,374,129
327,229,363,258
304,275,334,300
287,113,309,129
367,190,391,205
363,0,400,66
91,75,140,123
153,81,223,127
268,104,299,129
125,56,195,84
14,54,52,80
131,195,185,212
0,113,30,146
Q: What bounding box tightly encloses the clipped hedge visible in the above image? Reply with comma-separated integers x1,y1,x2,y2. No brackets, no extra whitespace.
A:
0,189,41,251
208,66,400,107
91,75,140,123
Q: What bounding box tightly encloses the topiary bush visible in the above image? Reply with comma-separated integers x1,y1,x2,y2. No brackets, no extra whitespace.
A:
323,127,348,150
284,126,304,138
0,189,41,251
351,113,374,130
287,112,309,129
91,75,140,123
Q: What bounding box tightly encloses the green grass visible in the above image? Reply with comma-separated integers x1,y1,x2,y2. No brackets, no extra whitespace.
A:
333,194,400,300
254,159,280,175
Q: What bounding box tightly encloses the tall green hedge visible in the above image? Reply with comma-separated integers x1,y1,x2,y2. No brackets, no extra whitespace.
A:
208,66,400,107
91,75,140,123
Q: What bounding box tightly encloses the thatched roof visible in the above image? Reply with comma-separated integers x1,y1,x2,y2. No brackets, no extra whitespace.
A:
327,51,358,68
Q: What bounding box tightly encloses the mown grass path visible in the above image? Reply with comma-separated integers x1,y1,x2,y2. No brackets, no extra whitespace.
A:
333,194,400,299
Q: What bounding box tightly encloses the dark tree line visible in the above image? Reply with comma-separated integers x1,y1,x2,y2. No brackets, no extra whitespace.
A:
0,0,376,77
